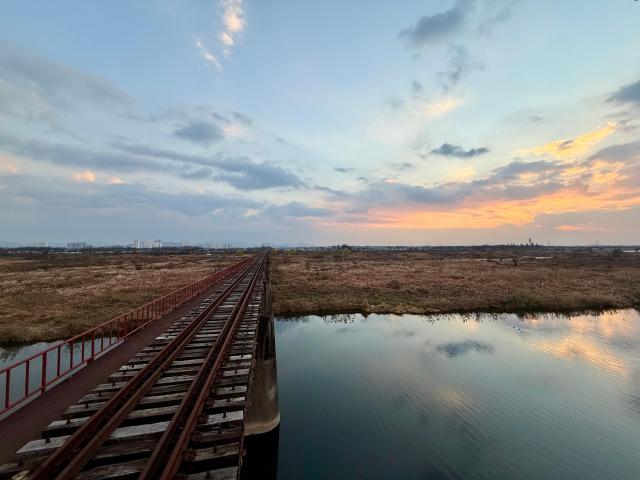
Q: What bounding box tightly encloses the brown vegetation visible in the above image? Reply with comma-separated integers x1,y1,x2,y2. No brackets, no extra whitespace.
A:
272,249,640,318
0,253,244,343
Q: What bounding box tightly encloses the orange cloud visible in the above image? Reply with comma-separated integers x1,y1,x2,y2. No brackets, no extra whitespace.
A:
73,170,96,183
2,162,18,174
109,176,124,185
519,123,616,161
555,224,604,232
321,123,639,231
327,183,640,230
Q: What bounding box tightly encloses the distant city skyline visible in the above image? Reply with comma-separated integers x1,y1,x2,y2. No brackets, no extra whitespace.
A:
1,1,639,245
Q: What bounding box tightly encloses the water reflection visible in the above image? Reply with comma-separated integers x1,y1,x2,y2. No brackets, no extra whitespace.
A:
436,339,495,358
273,309,640,480
242,427,279,480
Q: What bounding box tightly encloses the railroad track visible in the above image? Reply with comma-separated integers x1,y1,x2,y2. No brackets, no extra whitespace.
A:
3,253,267,480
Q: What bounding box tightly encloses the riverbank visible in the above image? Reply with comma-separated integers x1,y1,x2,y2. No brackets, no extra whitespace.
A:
271,249,640,317
0,252,245,343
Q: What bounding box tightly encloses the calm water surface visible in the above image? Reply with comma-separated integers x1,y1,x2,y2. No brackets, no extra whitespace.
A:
2,311,639,478
274,310,640,480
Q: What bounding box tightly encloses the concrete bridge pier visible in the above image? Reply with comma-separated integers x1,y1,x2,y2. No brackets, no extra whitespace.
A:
245,255,280,436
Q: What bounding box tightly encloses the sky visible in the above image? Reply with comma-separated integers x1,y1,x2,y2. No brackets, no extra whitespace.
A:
0,0,639,246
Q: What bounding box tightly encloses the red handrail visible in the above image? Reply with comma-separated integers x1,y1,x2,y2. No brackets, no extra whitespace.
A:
0,255,255,417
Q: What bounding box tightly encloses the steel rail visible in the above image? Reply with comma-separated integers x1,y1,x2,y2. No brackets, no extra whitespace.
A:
140,253,266,480
29,258,260,480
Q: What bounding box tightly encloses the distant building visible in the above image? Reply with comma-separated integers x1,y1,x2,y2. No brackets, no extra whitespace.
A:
67,242,87,249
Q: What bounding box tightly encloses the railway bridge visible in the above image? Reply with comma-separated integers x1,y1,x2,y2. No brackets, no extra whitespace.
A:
0,252,279,479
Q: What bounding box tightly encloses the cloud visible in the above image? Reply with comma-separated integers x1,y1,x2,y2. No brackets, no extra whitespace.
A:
113,142,305,190
264,201,332,219
555,224,604,232
477,0,519,35
173,120,225,145
399,0,471,49
391,162,414,171
213,157,305,190
0,134,169,173
411,81,423,94
1,174,260,218
109,176,124,185
334,167,355,173
446,166,476,182
386,97,405,110
179,166,215,180
520,123,617,161
219,0,245,56
431,143,489,158
2,131,304,191
437,45,483,91
232,111,252,125
324,135,640,230
73,170,96,183
195,39,221,69
1,161,18,174
607,79,640,107
413,97,463,118
0,42,129,125
588,140,640,163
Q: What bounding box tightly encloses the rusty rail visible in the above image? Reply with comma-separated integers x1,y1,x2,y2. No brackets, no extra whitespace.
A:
0,255,255,416
143,254,264,479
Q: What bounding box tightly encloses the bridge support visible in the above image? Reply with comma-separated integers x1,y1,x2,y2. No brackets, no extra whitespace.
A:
245,254,280,436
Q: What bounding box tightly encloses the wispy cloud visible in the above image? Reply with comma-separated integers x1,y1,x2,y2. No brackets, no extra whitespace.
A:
413,96,463,118
219,0,245,57
0,41,129,128
195,38,221,69
194,1,245,70
437,45,483,92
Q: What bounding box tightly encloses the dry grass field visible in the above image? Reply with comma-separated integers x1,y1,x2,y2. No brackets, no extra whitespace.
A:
0,253,245,343
2,248,639,344
272,249,640,318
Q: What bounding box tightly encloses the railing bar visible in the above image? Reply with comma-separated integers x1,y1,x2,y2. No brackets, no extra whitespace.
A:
41,353,47,392
56,345,61,377
5,370,10,409
25,360,30,397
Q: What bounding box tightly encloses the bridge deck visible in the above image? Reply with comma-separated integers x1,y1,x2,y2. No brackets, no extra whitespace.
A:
0,254,268,479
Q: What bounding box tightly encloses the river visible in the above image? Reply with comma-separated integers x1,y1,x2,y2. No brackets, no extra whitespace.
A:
2,309,639,479
270,310,640,479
